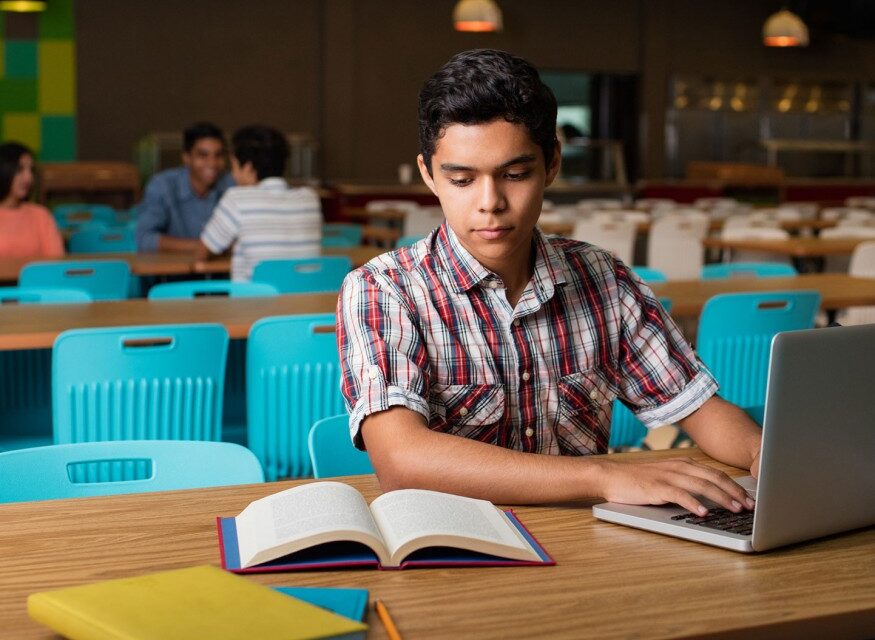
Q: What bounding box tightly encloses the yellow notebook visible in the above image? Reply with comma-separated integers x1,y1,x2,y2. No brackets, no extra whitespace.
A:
27,565,368,640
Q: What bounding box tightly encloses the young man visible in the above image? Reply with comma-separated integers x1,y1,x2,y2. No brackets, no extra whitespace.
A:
135,122,234,252
198,125,321,281
338,49,762,515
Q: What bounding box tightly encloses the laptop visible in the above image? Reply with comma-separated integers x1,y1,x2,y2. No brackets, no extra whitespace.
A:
593,323,875,552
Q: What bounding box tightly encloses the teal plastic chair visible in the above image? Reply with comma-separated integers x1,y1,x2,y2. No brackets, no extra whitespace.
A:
19,260,131,301
148,280,279,299
609,298,673,449
631,266,667,283
396,234,425,248
53,324,229,478
0,287,91,304
252,257,352,294
53,204,116,230
247,314,345,480
0,441,263,503
308,415,374,478
322,223,363,248
697,291,820,409
701,262,798,279
68,227,136,254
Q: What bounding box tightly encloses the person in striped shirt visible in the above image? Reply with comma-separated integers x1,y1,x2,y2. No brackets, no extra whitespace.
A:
199,125,321,281
337,49,762,514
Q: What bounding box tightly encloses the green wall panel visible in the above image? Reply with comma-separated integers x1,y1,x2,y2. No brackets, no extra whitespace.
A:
5,40,37,78
0,77,37,110
40,115,76,161
38,0,74,39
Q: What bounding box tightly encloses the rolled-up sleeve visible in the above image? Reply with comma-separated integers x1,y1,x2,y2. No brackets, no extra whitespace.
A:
200,195,239,254
336,268,431,449
614,260,717,428
135,177,169,252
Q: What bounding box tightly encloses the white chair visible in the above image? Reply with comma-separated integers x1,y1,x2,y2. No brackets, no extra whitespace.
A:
570,219,636,264
634,198,676,212
646,215,708,280
783,202,820,219
576,198,623,213
820,226,875,273
365,199,420,214
403,206,444,237
541,199,555,212
836,215,875,228
820,207,872,222
845,196,875,210
649,212,710,238
719,226,792,266
693,197,738,211
723,215,781,231
838,241,875,326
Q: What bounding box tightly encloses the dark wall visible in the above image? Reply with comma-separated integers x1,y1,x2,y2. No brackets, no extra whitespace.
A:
75,0,875,179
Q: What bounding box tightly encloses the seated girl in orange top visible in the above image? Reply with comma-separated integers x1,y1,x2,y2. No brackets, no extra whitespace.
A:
0,142,64,258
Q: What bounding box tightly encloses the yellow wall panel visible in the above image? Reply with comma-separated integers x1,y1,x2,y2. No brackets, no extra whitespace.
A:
38,41,76,114
4,113,41,150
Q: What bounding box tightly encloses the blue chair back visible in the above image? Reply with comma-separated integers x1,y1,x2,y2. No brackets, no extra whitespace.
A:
697,291,820,408
19,260,131,300
53,203,117,230
395,234,425,248
148,280,279,300
53,323,229,452
308,415,374,478
609,297,673,449
322,223,363,248
0,441,263,503
247,314,345,480
631,266,667,283
252,257,352,294
0,287,91,304
68,227,136,254
701,262,798,279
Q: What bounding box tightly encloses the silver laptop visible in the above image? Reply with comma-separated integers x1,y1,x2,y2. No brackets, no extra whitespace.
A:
593,323,875,552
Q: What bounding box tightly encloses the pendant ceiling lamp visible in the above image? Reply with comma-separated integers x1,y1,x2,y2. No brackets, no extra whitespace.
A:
763,8,809,47
0,1,47,11
453,0,503,33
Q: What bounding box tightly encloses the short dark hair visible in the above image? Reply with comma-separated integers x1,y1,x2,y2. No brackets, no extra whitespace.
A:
418,49,558,174
183,122,225,152
231,125,289,180
0,141,32,201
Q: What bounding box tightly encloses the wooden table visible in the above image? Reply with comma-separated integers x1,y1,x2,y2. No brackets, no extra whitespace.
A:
650,274,875,317
0,247,387,283
1,448,872,639
0,293,339,351
541,219,838,238
701,236,869,258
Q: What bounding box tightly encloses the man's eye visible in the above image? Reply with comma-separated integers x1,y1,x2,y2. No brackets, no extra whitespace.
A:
449,177,472,187
505,171,531,181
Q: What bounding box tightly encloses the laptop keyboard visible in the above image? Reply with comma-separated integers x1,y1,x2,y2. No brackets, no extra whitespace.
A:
670,508,754,536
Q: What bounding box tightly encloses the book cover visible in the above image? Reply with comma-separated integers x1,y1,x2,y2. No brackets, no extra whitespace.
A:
27,565,367,640
218,509,554,573
275,587,369,622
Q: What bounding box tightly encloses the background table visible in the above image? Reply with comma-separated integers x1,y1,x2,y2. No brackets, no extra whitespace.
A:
0,448,872,639
701,236,868,258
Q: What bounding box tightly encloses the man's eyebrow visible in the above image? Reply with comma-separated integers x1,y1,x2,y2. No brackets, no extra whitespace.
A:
439,154,537,173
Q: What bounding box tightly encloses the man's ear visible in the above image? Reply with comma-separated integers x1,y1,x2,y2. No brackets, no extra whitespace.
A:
544,142,562,187
417,154,438,196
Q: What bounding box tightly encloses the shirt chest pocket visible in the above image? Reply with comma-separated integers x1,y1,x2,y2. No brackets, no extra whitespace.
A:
429,383,505,439
556,369,617,452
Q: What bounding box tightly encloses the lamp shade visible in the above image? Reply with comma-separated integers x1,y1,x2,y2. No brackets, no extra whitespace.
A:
763,9,809,47
453,0,503,33
0,0,47,11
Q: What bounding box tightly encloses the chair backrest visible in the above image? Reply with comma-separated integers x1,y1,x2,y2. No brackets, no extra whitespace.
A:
577,198,623,212
845,196,875,209
19,260,131,301
650,213,709,238
396,234,426,248
365,199,420,213
321,223,363,248
722,215,781,231
693,197,737,211
247,313,345,480
308,415,375,479
821,207,873,222
697,291,820,408
52,203,117,230
630,266,667,283
646,235,703,280
634,198,676,212
840,241,875,325
701,262,798,279
571,219,636,264
68,227,136,254
53,324,228,448
0,287,92,304
148,280,278,300
0,440,263,503
403,206,444,237
251,256,352,294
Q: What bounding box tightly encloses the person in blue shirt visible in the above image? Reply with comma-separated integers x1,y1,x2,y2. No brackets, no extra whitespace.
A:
135,122,235,252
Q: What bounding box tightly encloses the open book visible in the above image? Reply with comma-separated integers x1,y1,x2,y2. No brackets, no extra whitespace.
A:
217,481,553,572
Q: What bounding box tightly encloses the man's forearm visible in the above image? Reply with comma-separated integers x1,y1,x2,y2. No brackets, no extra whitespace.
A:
157,235,202,252
680,395,761,471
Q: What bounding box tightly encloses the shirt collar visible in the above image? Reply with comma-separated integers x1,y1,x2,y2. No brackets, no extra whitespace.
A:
432,222,568,299
174,167,228,203
257,177,288,190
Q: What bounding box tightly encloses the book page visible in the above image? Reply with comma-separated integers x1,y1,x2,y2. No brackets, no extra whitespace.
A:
235,481,386,568
370,489,533,564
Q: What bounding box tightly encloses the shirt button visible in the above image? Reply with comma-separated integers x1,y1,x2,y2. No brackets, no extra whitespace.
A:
589,390,598,400
513,319,520,327
459,407,469,417
521,371,531,381
368,366,379,380
525,428,534,437
489,281,500,289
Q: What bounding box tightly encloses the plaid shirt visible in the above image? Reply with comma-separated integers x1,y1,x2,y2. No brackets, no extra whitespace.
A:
337,223,716,455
